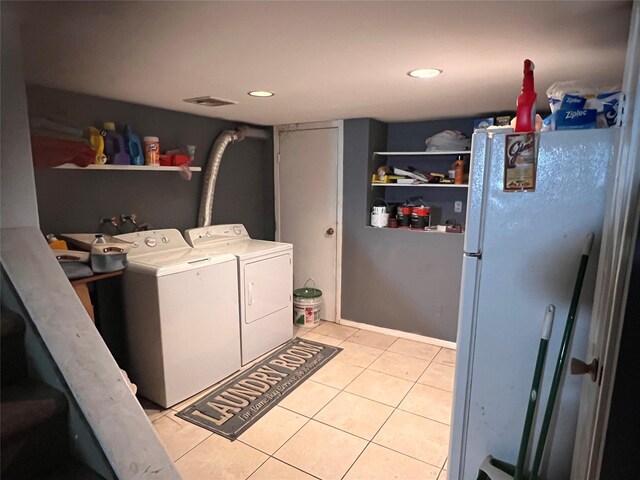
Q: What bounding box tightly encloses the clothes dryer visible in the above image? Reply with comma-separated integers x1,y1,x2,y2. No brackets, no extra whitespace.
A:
116,229,240,407
184,224,293,365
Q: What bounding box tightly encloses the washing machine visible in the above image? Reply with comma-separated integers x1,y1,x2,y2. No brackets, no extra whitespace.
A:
184,224,293,366
115,229,240,407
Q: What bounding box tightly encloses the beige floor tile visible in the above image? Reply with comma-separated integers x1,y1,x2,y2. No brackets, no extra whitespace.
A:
417,362,455,392
310,359,364,389
313,321,358,340
388,338,441,361
175,433,268,480
348,329,398,350
439,469,448,480
152,413,211,461
275,420,367,480
315,391,393,440
345,369,414,407
433,348,457,366
140,397,172,422
301,331,345,347
239,406,308,455
294,325,314,337
373,410,450,468
248,458,316,480
337,341,385,368
369,351,430,381
344,443,440,480
279,380,340,417
399,383,453,425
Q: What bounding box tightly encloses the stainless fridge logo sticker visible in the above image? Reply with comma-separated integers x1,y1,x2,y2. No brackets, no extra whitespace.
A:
504,132,538,192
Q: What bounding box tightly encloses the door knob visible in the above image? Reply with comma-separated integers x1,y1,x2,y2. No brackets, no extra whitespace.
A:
326,227,335,236
570,357,599,382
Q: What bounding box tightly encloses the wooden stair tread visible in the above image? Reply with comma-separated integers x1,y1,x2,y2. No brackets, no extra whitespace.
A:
1,379,68,441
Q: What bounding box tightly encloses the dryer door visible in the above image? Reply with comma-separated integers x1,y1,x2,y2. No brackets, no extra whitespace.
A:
243,253,292,324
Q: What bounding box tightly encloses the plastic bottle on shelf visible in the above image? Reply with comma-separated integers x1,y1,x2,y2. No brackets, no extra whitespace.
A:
85,127,107,165
123,125,144,166
515,59,537,133
101,122,131,165
454,156,465,185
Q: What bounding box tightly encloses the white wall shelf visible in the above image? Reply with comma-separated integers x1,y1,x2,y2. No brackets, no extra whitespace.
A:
366,226,464,235
373,150,471,156
371,183,468,188
53,164,202,172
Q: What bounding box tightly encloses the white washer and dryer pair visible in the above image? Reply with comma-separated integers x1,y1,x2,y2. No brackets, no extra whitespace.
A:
116,229,241,408
185,224,293,366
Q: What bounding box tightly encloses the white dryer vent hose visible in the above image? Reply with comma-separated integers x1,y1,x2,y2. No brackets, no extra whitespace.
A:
197,126,270,227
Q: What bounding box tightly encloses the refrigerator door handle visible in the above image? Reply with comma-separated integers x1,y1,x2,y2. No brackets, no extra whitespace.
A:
464,251,482,259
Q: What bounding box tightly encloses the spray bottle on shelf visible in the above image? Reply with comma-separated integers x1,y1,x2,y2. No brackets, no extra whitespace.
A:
515,59,537,132
101,122,131,165
453,155,465,185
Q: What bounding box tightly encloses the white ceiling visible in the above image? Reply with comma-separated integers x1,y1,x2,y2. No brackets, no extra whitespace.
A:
7,1,633,126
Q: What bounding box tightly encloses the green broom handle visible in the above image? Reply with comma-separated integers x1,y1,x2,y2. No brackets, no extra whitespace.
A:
514,305,555,480
530,233,594,480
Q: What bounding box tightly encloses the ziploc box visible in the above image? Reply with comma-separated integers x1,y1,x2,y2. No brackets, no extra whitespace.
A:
474,117,494,130
555,109,597,130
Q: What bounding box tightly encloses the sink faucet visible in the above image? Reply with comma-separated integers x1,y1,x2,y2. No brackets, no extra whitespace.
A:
100,216,122,234
120,213,140,231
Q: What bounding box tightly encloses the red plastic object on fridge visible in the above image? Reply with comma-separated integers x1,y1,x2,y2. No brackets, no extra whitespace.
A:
515,59,537,133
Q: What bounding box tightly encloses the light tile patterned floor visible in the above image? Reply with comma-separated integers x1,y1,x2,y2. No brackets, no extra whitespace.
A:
144,321,455,480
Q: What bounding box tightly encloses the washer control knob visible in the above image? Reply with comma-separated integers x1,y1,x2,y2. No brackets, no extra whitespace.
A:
145,237,157,247
161,236,169,243
233,226,242,235
206,231,213,238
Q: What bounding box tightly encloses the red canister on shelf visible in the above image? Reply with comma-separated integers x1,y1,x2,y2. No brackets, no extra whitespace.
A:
411,206,431,229
397,206,412,227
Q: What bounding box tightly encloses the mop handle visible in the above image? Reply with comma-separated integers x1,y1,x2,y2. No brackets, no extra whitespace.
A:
514,305,555,480
530,233,594,480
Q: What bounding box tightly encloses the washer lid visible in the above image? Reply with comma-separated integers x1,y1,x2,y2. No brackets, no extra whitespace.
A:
127,247,236,276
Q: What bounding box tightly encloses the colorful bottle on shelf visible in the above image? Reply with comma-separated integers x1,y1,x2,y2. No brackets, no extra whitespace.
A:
101,122,131,165
454,156,464,184
515,59,537,133
123,125,144,165
85,127,107,165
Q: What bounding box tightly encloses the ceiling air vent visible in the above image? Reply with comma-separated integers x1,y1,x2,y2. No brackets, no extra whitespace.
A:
183,96,238,107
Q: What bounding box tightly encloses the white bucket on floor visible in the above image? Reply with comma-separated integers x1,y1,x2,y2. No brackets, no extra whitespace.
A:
293,280,322,328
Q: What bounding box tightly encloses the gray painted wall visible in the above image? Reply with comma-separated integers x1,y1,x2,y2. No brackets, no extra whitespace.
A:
1,14,39,228
28,86,275,240
342,118,465,341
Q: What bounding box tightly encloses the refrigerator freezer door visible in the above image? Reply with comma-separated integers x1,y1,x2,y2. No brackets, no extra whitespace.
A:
453,128,616,480
463,131,489,255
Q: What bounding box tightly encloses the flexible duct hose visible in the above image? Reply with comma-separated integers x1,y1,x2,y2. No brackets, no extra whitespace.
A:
197,126,271,227
197,129,242,227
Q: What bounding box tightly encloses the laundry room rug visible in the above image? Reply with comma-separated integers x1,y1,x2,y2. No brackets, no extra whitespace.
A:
176,338,342,440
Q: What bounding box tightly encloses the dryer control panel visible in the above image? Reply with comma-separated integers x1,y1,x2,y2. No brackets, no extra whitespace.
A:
185,224,249,247
116,229,190,257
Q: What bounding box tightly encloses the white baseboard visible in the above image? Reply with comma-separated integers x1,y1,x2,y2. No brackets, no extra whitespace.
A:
339,318,457,350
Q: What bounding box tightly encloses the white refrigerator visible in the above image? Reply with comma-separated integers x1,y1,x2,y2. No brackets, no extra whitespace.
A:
449,128,618,480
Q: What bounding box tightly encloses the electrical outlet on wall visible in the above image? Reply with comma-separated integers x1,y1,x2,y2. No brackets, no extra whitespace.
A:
454,201,463,213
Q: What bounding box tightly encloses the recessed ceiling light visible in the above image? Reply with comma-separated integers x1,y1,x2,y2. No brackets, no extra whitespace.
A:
407,68,443,79
248,91,274,97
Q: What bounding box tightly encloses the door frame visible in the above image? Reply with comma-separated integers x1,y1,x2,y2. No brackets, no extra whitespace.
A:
273,120,344,323
571,4,640,478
